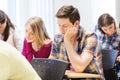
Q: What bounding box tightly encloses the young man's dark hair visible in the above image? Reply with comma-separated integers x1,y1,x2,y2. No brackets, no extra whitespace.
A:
56,5,80,24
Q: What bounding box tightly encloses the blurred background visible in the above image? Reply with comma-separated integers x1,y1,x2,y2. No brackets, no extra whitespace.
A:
0,0,119,40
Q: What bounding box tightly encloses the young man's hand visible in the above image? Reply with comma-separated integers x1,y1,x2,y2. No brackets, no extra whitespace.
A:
64,26,78,41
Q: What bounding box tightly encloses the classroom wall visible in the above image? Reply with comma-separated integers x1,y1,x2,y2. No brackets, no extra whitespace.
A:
0,0,117,39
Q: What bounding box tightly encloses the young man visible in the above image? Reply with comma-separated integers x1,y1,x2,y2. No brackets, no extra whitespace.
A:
0,40,41,80
49,5,104,80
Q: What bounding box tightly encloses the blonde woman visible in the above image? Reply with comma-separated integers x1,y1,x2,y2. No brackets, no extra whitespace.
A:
22,17,52,62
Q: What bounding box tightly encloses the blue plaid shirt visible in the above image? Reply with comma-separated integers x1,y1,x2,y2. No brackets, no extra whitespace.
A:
99,32,120,50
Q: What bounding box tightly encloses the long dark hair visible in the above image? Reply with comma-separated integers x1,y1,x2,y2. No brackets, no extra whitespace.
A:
0,10,15,41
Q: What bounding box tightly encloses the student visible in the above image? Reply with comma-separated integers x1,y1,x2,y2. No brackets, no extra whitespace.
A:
0,40,41,80
0,10,22,52
49,5,104,80
22,17,52,62
97,13,120,77
98,13,120,50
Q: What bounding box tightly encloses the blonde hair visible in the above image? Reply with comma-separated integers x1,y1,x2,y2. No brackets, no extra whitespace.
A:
25,17,50,46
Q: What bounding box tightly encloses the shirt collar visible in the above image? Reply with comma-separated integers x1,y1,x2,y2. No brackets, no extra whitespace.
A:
76,26,83,41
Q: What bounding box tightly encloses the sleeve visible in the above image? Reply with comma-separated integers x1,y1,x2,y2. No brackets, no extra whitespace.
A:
22,38,33,62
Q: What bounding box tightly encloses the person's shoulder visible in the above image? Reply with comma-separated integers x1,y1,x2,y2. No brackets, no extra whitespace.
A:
44,39,52,45
116,31,120,40
116,26,120,34
0,40,20,56
79,26,93,34
54,33,62,37
83,28,97,38
54,33,63,43
78,26,96,40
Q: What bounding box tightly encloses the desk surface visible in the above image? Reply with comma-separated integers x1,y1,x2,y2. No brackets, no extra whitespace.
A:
65,70,101,78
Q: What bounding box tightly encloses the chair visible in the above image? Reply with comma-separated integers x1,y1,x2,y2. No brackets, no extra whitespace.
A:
101,49,119,80
65,49,119,80
30,58,69,80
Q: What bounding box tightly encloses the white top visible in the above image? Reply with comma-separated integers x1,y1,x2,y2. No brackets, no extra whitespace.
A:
0,40,42,80
0,27,23,52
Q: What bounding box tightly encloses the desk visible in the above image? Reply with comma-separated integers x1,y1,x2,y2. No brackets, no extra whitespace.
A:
65,70,101,78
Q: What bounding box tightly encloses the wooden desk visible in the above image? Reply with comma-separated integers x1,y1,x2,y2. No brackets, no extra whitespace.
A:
65,70,101,78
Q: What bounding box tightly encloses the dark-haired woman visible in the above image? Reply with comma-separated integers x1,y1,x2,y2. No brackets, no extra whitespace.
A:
0,10,22,52
97,13,120,78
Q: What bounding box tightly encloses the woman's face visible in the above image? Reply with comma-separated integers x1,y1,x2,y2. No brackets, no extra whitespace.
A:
101,23,116,37
0,22,6,34
25,25,35,42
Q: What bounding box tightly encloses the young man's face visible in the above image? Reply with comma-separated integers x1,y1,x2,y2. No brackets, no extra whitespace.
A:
57,18,74,35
